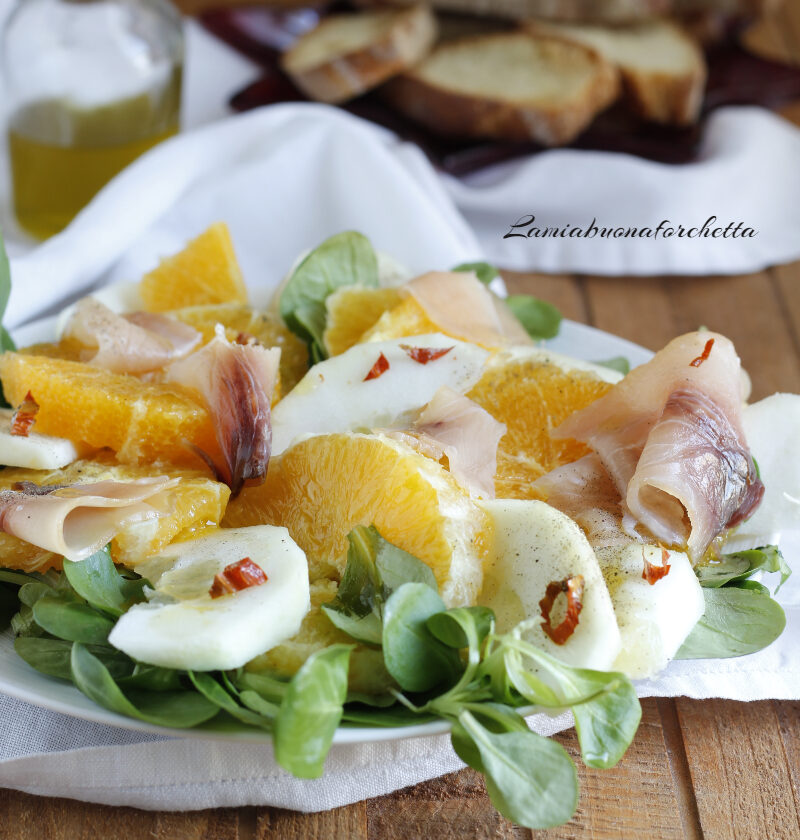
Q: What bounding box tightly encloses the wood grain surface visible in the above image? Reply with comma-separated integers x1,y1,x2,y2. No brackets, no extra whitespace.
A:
2,3,800,839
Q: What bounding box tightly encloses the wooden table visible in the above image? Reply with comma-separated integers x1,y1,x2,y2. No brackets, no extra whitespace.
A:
4,6,800,840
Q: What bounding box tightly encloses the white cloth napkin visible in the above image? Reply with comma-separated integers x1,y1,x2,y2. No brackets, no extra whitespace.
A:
444,106,800,277
0,100,797,810
4,103,482,328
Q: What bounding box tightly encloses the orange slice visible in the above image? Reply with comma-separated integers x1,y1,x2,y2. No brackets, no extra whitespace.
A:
226,431,490,692
322,286,402,356
0,353,217,467
139,223,248,312
224,432,490,603
467,349,617,499
359,296,439,345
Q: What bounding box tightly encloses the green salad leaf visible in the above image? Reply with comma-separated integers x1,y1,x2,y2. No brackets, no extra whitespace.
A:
62,547,147,616
189,671,272,730
455,710,578,830
594,356,631,375
32,594,115,644
118,664,182,692
279,231,378,362
381,583,462,693
321,525,437,646
504,295,562,340
15,636,132,681
274,644,353,778
677,587,786,659
487,625,641,769
680,545,789,659
452,261,499,285
70,644,219,728
695,545,790,591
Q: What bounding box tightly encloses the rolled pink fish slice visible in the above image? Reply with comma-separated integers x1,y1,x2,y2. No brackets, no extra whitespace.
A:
533,454,634,549
166,333,280,496
0,477,179,562
553,332,763,560
64,298,201,374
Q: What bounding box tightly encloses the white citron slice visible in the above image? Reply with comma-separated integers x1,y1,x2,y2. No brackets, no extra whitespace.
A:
479,498,622,671
733,393,800,543
271,334,490,454
595,544,704,679
0,409,78,469
108,526,310,671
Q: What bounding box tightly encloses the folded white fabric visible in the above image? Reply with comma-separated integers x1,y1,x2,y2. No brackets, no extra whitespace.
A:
5,103,482,329
444,106,800,277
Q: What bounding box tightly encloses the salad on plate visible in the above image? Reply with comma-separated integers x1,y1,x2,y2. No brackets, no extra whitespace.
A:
0,225,794,830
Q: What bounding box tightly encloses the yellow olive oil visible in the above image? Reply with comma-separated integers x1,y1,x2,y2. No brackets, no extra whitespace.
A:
9,71,181,239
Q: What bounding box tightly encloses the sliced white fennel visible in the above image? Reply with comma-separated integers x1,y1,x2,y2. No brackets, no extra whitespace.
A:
479,498,622,671
271,334,490,454
595,544,704,679
0,409,78,469
731,393,800,545
108,526,310,671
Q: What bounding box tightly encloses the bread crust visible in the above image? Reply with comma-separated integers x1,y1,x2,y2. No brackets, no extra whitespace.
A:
355,0,671,23
281,4,438,104
622,61,706,125
525,19,706,125
383,33,621,146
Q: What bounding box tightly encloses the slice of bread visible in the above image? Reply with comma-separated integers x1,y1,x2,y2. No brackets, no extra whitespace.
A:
354,0,671,23
525,19,706,125
281,4,437,104
383,32,620,146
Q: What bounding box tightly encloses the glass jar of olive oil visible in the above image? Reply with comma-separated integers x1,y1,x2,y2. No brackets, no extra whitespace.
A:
2,0,183,239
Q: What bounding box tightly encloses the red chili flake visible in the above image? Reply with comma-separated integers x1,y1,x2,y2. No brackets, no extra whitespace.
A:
642,548,671,585
539,575,584,645
689,338,715,368
364,352,390,381
399,345,454,364
209,557,268,599
10,391,39,437
234,332,260,346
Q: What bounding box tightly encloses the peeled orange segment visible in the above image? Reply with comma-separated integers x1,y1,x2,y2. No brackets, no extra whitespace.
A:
323,285,402,356
224,432,491,608
139,223,248,312
467,348,621,499
246,579,392,695
0,353,218,467
0,458,230,572
21,337,86,363
359,296,439,344
168,302,309,396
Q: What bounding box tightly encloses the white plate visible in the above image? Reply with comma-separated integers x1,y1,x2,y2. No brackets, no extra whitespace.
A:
0,317,652,745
